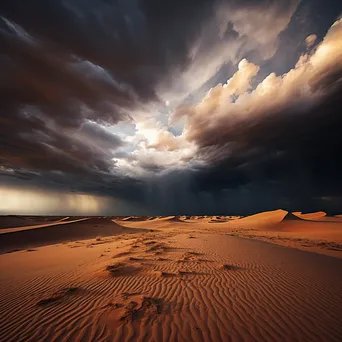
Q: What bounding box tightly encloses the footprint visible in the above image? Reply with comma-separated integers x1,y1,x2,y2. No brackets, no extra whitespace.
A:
105,262,142,276
222,264,242,271
112,251,131,258
37,287,79,306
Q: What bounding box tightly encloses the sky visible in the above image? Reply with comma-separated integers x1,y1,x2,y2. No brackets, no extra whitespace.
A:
0,0,342,215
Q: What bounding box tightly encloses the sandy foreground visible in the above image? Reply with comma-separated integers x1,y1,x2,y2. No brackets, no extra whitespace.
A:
0,212,342,342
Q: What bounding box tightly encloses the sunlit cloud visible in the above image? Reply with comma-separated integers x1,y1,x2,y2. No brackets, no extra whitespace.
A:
305,34,317,48
171,19,342,153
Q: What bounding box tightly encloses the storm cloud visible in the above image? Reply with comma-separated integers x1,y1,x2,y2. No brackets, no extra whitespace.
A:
0,0,342,214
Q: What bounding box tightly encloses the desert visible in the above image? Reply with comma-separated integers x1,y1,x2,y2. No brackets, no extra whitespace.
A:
1,211,341,342
1,1,342,341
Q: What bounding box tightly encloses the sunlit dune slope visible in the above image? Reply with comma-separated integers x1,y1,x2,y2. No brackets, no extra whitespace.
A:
293,211,327,220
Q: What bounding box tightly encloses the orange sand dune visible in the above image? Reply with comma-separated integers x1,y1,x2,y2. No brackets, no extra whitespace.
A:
293,211,327,219
117,211,342,258
121,216,160,222
221,210,342,258
164,216,191,223
121,216,146,221
121,216,135,221
209,215,241,223
0,230,341,342
209,218,228,223
230,209,300,226
292,212,342,223
145,216,178,222
117,216,189,228
276,219,342,235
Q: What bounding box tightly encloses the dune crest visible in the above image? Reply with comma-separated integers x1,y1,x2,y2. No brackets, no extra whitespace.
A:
231,209,292,225
0,217,145,254
293,211,327,220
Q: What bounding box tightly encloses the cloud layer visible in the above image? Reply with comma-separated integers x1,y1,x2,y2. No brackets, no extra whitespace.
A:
0,1,342,214
173,18,342,155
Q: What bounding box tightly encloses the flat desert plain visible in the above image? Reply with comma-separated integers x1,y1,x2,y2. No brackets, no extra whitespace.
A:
0,210,342,342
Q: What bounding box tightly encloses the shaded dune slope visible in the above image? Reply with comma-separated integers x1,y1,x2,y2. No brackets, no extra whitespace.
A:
166,216,191,223
0,216,67,229
209,216,241,223
0,216,31,229
0,218,145,254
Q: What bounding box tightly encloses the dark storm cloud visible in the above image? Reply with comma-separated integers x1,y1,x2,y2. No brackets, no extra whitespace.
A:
0,0,218,100
0,12,132,183
193,87,342,196
1,0,342,214
256,0,342,79
173,20,342,160
0,0,221,193
140,84,342,216
161,18,342,214
0,0,226,203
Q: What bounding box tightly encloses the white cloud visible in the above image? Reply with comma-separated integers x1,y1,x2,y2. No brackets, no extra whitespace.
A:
158,1,299,104
113,2,341,176
113,115,198,176
171,19,342,146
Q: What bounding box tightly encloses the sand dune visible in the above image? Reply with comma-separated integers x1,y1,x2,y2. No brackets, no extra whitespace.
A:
227,209,334,226
121,216,163,222
115,212,342,258
117,215,192,227
221,210,342,258
0,215,31,229
1,213,342,341
122,216,143,222
164,216,191,223
147,216,157,220
0,215,69,229
0,217,146,254
230,209,293,226
209,218,228,223
0,217,89,234
0,230,341,342
293,211,327,220
208,215,242,223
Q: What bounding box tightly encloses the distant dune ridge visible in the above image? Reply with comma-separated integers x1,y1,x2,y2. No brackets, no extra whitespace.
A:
0,215,67,229
227,209,334,226
229,209,291,225
165,216,190,223
121,216,159,222
0,217,145,254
